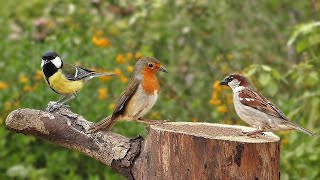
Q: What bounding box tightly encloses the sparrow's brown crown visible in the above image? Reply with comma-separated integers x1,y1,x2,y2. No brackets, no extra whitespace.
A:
219,74,251,88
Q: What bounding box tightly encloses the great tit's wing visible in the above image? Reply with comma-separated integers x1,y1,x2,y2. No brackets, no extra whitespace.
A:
111,78,140,120
239,88,288,120
62,64,94,81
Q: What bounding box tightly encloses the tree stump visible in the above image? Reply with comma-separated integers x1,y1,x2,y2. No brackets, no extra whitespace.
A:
6,109,280,179
133,123,280,180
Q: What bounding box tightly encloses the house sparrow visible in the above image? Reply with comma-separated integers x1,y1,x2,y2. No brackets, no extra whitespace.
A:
219,74,316,136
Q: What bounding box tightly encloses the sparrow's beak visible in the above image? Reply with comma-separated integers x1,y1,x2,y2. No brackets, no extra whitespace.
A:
219,79,229,86
159,66,168,73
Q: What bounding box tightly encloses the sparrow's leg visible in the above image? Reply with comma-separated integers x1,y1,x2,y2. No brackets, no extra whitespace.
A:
241,130,265,137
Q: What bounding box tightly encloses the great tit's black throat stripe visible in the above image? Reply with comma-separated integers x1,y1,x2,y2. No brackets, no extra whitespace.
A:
43,63,58,78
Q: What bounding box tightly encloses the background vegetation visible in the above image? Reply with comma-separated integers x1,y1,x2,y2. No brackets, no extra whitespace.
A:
0,0,319,179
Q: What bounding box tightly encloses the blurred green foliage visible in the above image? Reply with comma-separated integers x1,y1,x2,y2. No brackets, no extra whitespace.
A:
0,0,319,179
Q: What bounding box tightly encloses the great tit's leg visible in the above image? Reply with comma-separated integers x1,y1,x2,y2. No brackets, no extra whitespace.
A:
56,96,69,104
59,94,76,105
46,95,75,112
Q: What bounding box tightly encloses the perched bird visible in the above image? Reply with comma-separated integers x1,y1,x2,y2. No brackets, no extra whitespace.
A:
41,51,117,112
219,74,316,136
88,57,167,133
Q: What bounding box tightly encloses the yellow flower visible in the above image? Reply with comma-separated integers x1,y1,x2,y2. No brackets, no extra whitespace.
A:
278,131,290,136
221,64,229,75
212,91,219,100
34,70,43,81
150,112,160,119
0,81,8,90
23,85,33,92
120,76,128,84
134,52,142,59
99,76,112,82
4,101,12,111
98,88,108,100
224,119,233,124
92,36,110,47
126,52,133,60
216,105,228,113
226,93,233,104
92,31,110,47
213,81,222,91
126,65,134,73
109,103,115,110
227,53,233,61
19,74,29,84
95,30,104,36
116,54,125,64
192,117,199,122
210,99,221,106
282,138,289,145
113,68,122,76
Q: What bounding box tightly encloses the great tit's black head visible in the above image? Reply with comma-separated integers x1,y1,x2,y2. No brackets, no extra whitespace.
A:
41,51,62,69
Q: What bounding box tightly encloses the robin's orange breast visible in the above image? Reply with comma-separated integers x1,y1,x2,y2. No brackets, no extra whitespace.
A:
141,68,160,95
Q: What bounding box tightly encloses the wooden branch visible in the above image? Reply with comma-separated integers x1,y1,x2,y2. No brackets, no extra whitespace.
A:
6,108,281,179
5,108,142,179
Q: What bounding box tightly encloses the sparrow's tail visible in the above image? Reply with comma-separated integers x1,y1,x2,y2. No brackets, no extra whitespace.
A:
286,121,316,136
87,116,118,134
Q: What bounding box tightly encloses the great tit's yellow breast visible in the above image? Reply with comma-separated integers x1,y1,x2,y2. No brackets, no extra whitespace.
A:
48,69,84,95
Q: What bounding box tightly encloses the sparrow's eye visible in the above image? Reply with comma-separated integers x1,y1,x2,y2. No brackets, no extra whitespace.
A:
148,63,154,68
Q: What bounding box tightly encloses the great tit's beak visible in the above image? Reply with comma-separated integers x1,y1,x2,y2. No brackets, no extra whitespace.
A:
159,66,168,73
219,79,229,86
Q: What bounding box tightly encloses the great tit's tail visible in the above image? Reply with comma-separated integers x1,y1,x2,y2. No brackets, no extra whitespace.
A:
87,116,118,133
90,72,118,78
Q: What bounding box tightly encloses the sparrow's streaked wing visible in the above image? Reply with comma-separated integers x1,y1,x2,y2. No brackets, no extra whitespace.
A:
239,88,288,120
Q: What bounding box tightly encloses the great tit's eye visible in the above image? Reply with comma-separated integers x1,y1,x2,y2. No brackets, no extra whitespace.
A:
148,63,154,68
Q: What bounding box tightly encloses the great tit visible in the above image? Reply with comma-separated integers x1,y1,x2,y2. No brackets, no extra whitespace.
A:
41,51,117,112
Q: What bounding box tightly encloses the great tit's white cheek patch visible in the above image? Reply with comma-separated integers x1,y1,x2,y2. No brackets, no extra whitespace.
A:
51,57,62,68
41,60,45,68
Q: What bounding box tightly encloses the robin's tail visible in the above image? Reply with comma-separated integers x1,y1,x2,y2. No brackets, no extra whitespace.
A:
286,121,316,136
87,116,118,133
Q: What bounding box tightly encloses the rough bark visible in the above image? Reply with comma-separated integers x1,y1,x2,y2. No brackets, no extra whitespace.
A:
5,108,142,179
133,123,280,180
6,108,280,180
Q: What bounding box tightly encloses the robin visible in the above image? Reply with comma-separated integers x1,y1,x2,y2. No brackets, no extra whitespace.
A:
88,57,168,133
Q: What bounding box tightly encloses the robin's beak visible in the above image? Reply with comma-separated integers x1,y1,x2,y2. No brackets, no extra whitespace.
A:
159,66,168,73
219,79,229,86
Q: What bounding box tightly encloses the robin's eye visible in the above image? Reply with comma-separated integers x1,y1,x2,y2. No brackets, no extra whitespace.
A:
148,63,154,68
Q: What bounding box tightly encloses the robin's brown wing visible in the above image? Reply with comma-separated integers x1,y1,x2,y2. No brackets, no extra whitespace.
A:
239,88,288,120
62,64,95,81
111,78,140,120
